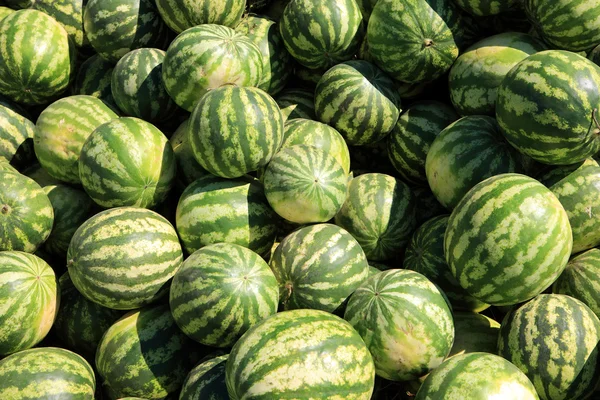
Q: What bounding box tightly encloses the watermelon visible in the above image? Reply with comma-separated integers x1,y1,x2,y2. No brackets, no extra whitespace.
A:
275,87,316,122
226,309,375,399
499,294,600,400
170,243,278,347
0,7,14,21
448,312,500,358
415,353,539,400
67,207,183,310
189,85,283,178
553,249,600,320
404,215,490,312
387,101,459,185
0,171,54,253
155,0,246,33
453,0,518,16
32,0,87,48
0,251,58,356
162,25,264,112
34,95,118,184
0,100,36,170
524,0,600,51
279,0,364,70
79,117,176,209
345,269,454,381
0,158,17,173
496,50,600,165
315,60,402,146
425,115,527,210
22,163,61,188
445,173,572,306
71,55,116,108
180,354,229,400
269,223,369,312
236,15,293,96
335,173,416,261
83,0,168,63
448,32,546,116
536,158,599,187
281,118,351,174
111,48,178,123
175,175,279,256
96,304,203,399
53,271,123,361
0,9,75,105
293,64,326,86
263,144,348,224
0,347,96,399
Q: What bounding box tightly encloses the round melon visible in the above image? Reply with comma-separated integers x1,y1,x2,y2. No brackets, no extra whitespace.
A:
0,99,36,170
32,0,87,48
155,0,246,33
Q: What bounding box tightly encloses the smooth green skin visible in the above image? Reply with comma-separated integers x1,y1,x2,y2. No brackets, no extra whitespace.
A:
275,88,316,122
0,347,96,399
180,355,229,400
71,55,116,108
0,101,36,170
0,10,75,105
0,171,54,253
155,0,246,33
0,251,58,356
453,0,518,16
448,312,499,358
32,0,87,48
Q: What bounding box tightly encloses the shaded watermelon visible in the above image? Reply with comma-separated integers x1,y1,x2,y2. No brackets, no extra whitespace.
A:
155,0,246,33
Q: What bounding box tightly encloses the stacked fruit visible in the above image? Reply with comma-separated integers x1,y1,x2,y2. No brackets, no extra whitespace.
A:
1,0,600,399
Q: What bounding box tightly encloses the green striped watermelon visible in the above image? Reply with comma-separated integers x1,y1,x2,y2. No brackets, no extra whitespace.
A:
180,354,229,400
0,9,75,105
79,117,176,209
549,163,600,253
448,312,499,358
387,101,459,185
536,158,599,188
32,0,87,48
279,0,364,70
281,118,351,174
175,175,279,256
155,0,246,33
71,55,117,108
1,171,54,253
236,15,292,96
553,249,600,319
269,223,369,312
449,32,546,116
162,25,264,112
96,304,203,399
226,309,375,399
83,0,168,62
453,0,518,16
499,294,600,400
404,215,490,312
524,0,600,51
170,243,278,347
34,95,118,184
263,144,348,224
189,85,283,178
496,50,600,165
335,173,416,261
0,347,96,399
67,207,183,310
0,100,35,170
0,158,17,173
445,173,572,306
111,48,178,123
53,271,123,361
0,251,58,356
315,60,402,146
415,353,539,400
425,115,527,210
0,7,14,21
275,87,316,122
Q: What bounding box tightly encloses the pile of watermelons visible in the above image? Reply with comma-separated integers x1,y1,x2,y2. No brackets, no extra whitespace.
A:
1,0,600,398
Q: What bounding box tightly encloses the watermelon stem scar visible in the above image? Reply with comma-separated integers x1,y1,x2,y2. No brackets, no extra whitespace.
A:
423,39,434,48
1,205,9,214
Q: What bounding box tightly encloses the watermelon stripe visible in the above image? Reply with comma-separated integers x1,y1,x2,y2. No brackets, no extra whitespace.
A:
71,55,116,108
180,354,229,400
275,88,317,122
0,102,35,169
155,0,246,32
553,249,600,319
32,0,87,47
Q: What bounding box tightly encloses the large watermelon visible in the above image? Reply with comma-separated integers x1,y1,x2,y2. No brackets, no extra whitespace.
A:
226,309,375,399
0,100,36,170
315,60,402,146
345,269,454,381
180,354,229,400
155,0,246,33
162,25,263,112
269,223,369,312
498,294,600,400
189,85,283,178
0,251,58,356
335,173,417,261
78,117,176,209
275,87,316,122
0,9,75,105
67,207,183,310
71,55,116,108
496,50,600,165
445,173,572,306
32,0,87,48
0,171,54,253
170,243,278,347
34,95,118,184
0,347,96,399
279,0,363,70
175,175,279,255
